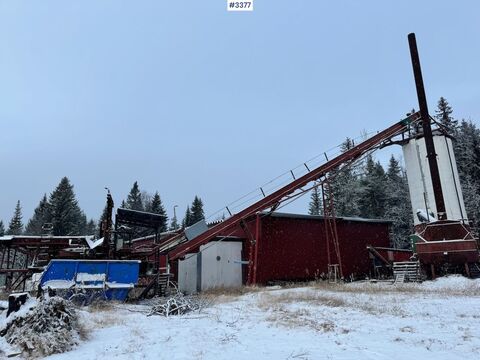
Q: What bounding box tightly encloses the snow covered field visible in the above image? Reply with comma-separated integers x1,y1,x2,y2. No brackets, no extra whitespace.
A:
3,276,480,359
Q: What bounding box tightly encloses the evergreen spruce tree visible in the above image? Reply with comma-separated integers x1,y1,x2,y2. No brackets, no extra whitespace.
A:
0,220,5,236
86,219,97,235
98,204,109,232
49,177,85,235
460,176,480,230
308,185,323,215
182,206,192,228
125,181,143,211
454,120,474,178
190,196,205,225
358,156,387,219
25,194,51,235
456,121,480,182
77,212,88,235
435,97,457,133
328,138,362,217
148,192,168,232
141,191,153,212
7,201,24,235
341,137,355,152
120,200,127,208
453,119,480,229
384,156,413,248
169,215,179,231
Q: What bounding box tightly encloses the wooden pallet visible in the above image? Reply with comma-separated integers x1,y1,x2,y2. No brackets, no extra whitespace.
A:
393,261,422,283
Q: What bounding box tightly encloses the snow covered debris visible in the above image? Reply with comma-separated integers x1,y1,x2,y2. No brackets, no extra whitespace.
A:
0,296,84,358
148,293,209,317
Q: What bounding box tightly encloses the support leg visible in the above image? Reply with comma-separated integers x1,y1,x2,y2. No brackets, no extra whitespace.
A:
465,263,471,278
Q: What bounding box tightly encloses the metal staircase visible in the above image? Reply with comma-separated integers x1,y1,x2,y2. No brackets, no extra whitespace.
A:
156,272,173,296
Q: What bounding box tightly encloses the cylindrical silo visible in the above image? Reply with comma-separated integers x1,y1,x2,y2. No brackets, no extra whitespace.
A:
402,132,467,226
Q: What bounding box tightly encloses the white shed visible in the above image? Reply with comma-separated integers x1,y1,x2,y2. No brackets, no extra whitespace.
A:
178,240,243,294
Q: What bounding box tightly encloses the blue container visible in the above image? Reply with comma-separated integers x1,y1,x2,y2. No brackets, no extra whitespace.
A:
40,259,141,303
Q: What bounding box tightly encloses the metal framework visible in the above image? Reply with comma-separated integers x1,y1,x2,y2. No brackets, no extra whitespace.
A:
166,112,421,262
0,235,96,292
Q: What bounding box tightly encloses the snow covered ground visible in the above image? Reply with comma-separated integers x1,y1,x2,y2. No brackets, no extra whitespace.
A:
3,276,480,359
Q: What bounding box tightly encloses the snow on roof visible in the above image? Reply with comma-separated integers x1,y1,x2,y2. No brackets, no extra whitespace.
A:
263,211,392,224
0,235,95,242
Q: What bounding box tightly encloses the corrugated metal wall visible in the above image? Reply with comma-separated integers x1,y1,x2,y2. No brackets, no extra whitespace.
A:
249,215,390,284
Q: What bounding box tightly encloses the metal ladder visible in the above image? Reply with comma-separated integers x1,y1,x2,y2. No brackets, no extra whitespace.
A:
328,264,340,283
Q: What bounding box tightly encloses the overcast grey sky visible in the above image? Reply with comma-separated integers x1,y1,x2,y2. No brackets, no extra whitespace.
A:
1,1,479,226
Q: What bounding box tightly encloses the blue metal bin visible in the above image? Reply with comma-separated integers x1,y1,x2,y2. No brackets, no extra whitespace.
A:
40,259,141,303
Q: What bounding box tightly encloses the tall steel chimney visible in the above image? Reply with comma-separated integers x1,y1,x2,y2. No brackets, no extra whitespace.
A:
408,33,447,220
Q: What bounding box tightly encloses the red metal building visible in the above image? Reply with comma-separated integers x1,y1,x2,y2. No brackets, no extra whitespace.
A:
168,212,394,287
241,212,392,284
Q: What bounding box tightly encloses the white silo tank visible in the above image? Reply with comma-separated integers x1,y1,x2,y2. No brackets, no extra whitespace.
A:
402,132,467,226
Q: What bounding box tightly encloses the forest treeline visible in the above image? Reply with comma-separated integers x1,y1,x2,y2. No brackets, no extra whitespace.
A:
308,97,480,248
0,178,205,237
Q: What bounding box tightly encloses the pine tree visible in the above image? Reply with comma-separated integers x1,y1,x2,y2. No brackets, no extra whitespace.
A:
7,201,23,235
25,194,51,235
384,156,413,248
190,196,205,225
169,215,179,231
386,155,401,181
341,137,355,152
308,185,323,215
182,206,192,228
454,121,474,178
49,177,85,236
0,220,5,236
120,200,127,208
328,138,362,217
125,181,143,211
77,212,88,235
435,97,457,133
148,192,168,232
141,191,153,212
358,156,387,219
453,119,480,229
460,176,480,230
86,219,97,235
